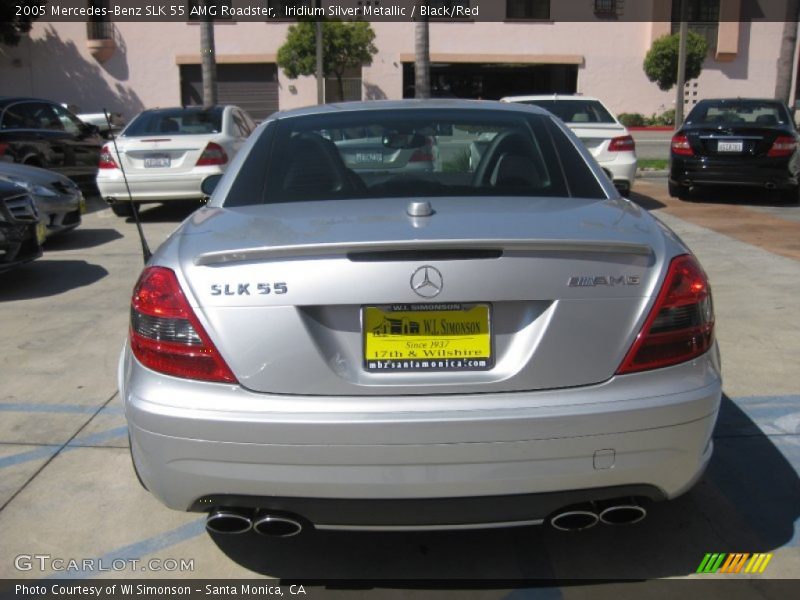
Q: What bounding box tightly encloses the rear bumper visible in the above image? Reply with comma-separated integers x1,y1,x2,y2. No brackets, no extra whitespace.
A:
122,343,722,527
670,156,797,190
597,153,637,188
97,168,223,202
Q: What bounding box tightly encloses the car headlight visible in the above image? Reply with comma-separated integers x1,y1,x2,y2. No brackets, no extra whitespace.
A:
4,177,58,198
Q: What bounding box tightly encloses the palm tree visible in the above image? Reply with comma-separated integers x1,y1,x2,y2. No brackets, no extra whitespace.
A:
414,4,430,99
200,0,217,105
775,0,799,106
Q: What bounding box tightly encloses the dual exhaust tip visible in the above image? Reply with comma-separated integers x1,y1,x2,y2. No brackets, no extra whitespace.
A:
550,500,647,532
206,510,303,537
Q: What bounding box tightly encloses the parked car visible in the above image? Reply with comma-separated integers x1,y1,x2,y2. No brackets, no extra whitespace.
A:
121,100,720,537
501,95,638,196
64,105,126,138
0,180,44,273
0,162,84,238
669,98,799,202
0,97,104,191
97,105,256,217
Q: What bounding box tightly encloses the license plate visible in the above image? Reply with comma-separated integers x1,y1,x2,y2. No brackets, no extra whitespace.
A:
144,155,170,168
717,140,743,153
35,221,47,245
363,303,492,372
354,152,382,163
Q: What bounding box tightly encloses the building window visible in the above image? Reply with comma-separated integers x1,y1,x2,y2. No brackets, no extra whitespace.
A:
594,0,617,16
87,0,112,39
671,0,719,51
506,0,550,20
325,67,362,103
187,0,233,21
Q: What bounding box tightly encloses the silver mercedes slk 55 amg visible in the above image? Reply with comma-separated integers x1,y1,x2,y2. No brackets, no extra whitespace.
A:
120,100,721,537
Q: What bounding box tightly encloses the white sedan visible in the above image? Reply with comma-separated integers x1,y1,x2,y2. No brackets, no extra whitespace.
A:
501,95,638,196
96,105,256,216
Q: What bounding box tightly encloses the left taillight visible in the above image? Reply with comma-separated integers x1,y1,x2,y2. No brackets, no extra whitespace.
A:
617,254,714,374
130,266,237,384
98,144,118,169
608,135,635,152
196,142,228,167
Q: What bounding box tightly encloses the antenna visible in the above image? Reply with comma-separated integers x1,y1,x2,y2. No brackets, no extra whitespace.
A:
103,109,152,264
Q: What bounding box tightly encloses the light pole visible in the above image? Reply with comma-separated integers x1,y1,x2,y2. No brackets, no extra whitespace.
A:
674,0,688,128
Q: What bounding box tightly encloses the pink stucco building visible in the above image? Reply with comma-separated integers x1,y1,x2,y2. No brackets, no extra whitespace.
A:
0,0,794,121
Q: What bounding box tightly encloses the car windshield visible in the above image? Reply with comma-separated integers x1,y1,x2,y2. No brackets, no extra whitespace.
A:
687,101,790,127
222,109,606,206
515,100,616,124
123,108,223,136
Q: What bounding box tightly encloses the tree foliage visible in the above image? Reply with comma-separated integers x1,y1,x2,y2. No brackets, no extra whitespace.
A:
277,20,377,101
643,31,708,91
0,1,46,46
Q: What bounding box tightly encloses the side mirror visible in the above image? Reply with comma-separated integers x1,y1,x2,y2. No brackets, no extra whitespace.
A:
201,174,223,197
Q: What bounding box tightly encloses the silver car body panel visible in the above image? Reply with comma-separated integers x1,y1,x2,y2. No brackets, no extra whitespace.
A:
122,100,721,527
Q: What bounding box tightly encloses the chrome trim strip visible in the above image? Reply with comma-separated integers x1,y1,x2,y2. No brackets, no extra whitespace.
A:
314,518,545,531
195,239,653,266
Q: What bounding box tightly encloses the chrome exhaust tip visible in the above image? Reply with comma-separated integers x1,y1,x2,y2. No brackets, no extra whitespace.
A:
598,503,647,526
253,514,303,538
206,510,253,535
550,508,600,532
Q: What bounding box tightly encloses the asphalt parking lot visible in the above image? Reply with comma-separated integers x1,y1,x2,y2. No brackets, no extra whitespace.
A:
0,179,798,596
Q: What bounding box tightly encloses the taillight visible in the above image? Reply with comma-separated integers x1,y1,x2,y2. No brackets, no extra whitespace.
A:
617,254,714,374
767,136,797,158
196,142,228,166
671,134,694,156
608,135,635,152
0,142,8,157
98,144,118,169
130,267,237,383
409,137,435,162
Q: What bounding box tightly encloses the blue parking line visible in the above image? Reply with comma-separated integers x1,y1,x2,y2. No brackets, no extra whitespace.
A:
0,402,124,416
53,518,206,580
0,426,128,470
0,445,60,470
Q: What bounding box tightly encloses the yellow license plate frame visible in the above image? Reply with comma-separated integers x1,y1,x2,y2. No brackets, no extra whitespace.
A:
363,303,493,372
35,221,47,245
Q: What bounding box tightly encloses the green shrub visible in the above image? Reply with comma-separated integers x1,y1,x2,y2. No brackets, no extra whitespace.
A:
618,113,646,127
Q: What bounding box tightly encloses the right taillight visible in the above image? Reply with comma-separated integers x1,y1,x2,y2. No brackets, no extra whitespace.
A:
130,267,237,384
767,136,797,158
98,144,118,169
196,142,228,167
608,135,635,152
671,134,694,156
617,254,714,374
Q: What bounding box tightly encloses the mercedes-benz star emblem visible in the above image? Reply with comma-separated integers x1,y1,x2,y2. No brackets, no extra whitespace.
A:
410,266,443,299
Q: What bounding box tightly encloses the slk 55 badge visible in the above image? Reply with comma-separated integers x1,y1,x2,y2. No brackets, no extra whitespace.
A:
210,283,288,296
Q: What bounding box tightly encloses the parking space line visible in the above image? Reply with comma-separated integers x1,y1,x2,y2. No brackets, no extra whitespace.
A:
0,403,124,415
0,391,119,512
0,426,128,472
52,518,206,580
0,445,60,470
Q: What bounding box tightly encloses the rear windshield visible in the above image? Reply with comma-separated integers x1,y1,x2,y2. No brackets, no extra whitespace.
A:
687,101,791,127
514,100,616,125
122,108,223,136
222,109,607,206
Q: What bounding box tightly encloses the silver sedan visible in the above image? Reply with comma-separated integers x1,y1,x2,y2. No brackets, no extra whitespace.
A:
120,100,721,538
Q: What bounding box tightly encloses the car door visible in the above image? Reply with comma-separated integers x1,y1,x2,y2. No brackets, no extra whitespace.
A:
0,101,61,168
49,103,103,178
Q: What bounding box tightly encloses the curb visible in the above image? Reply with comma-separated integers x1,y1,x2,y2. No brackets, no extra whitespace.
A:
636,169,668,178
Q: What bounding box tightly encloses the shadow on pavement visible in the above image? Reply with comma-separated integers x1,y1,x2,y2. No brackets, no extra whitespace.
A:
628,190,666,211
208,395,799,582
0,259,108,301
680,185,795,207
128,201,202,223
44,228,123,252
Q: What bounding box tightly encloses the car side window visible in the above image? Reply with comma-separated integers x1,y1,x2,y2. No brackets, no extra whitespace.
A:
20,102,65,132
232,111,250,137
0,105,26,129
51,104,84,136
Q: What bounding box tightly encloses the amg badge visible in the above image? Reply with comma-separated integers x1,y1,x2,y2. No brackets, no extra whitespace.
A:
568,275,641,287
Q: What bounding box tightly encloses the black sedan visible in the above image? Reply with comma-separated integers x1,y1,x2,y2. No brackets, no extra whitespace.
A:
0,180,44,273
0,97,104,191
669,98,799,203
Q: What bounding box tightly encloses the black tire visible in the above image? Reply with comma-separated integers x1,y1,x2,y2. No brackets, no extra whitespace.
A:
110,202,134,217
668,181,691,200
780,186,800,204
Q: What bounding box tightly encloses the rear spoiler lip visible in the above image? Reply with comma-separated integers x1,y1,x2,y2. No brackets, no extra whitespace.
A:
194,239,653,266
